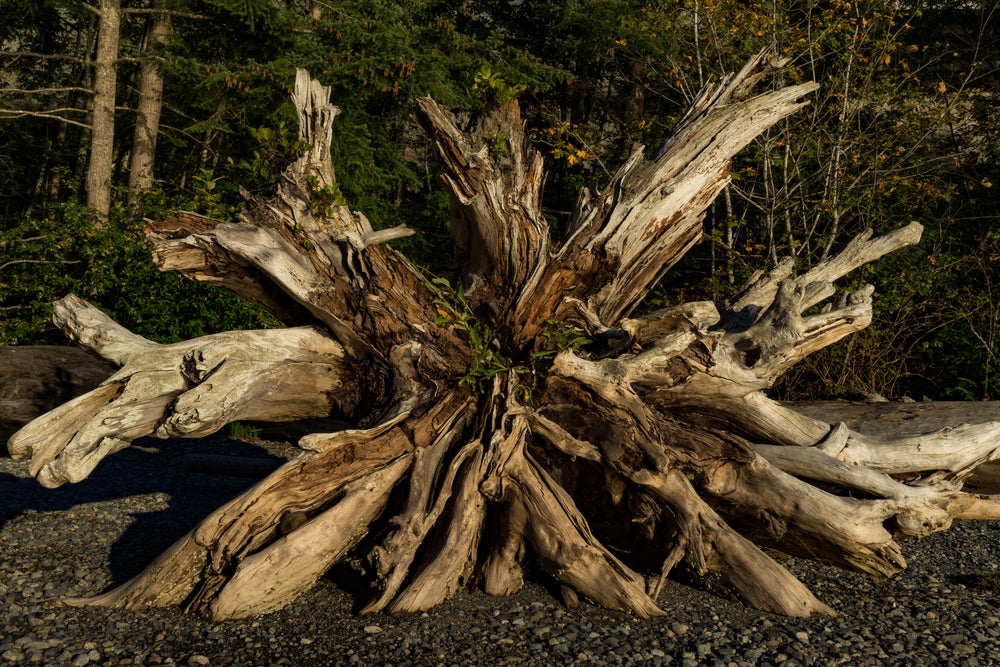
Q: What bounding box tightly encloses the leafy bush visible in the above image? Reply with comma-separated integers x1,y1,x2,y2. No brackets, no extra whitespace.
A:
0,196,279,346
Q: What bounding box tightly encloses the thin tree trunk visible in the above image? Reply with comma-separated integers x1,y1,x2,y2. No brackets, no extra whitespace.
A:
128,7,172,208
73,16,99,190
85,0,122,221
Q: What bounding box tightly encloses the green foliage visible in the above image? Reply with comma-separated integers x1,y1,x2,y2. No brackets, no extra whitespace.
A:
0,196,280,345
306,176,348,218
533,320,592,360
426,276,530,395
468,65,526,109
228,122,310,196
186,168,234,219
227,421,262,440
426,277,594,399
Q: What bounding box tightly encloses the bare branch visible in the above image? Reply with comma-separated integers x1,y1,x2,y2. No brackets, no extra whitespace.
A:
122,7,210,20
76,2,100,16
4,235,51,243
0,109,92,129
0,51,89,65
0,259,83,272
0,87,93,95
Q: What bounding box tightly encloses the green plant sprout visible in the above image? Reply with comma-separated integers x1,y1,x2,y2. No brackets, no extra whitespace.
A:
426,277,592,401
227,421,261,441
468,65,526,109
427,276,529,395
306,175,348,218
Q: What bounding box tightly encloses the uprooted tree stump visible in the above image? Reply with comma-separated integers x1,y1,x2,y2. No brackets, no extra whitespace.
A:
9,50,1000,621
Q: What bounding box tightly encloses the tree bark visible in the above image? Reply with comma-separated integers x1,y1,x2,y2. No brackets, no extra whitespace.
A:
128,4,171,207
85,0,122,220
10,50,1000,622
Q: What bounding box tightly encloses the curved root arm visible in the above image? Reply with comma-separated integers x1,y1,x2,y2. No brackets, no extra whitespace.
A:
57,405,427,617
363,423,485,614
616,224,925,401
504,446,665,618
9,295,363,487
523,396,836,617
629,467,836,618
414,97,548,309
206,454,412,620
499,54,820,347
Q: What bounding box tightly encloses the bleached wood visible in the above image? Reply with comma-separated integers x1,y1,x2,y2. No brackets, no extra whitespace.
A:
8,295,359,487
362,402,475,613
207,454,412,620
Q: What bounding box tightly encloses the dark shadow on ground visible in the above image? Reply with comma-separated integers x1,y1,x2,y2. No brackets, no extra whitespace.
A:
1,436,288,587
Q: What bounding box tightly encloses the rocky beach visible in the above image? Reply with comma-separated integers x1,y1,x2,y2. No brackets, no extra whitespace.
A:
3,435,1000,666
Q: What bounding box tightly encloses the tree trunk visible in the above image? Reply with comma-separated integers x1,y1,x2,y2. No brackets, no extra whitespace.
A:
127,5,172,208
10,50,1000,622
85,0,121,220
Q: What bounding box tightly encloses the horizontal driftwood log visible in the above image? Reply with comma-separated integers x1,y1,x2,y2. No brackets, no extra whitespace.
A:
785,400,1000,435
0,346,116,446
785,401,1000,493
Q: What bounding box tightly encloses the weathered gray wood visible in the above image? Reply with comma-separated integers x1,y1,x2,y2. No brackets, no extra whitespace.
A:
7,296,364,487
785,400,1000,436
784,400,1000,492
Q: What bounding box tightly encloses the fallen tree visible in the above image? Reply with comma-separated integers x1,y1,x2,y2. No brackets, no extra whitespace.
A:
9,50,1000,621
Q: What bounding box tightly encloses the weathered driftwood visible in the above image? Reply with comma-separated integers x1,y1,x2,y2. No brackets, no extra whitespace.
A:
786,401,1000,493
9,52,1000,622
788,400,1000,436
0,346,115,444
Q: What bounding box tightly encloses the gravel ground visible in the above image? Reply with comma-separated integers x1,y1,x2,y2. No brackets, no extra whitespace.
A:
3,436,1000,667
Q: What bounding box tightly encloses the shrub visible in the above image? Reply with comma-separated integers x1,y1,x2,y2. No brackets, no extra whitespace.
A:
0,197,279,345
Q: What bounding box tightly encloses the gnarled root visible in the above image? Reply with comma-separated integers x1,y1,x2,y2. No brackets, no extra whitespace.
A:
8,295,368,488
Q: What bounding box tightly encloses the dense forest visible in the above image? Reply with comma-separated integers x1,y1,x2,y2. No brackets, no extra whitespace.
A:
1,0,998,402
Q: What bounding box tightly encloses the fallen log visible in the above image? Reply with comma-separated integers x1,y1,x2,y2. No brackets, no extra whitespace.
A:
787,400,1000,435
0,346,115,445
786,401,1000,493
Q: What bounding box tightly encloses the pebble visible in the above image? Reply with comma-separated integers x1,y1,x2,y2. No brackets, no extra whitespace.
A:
3,436,1000,665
